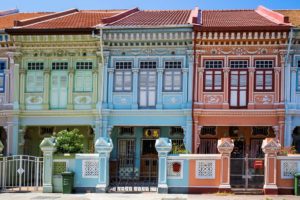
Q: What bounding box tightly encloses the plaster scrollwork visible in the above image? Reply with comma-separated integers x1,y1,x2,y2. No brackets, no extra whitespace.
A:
212,47,268,55
204,95,223,104
254,95,274,104
74,96,92,105
26,95,43,105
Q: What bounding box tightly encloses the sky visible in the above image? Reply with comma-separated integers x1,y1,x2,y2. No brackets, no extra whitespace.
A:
1,0,300,12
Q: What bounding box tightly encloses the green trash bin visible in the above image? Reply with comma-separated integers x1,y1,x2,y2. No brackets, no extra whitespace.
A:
61,171,74,194
295,173,300,196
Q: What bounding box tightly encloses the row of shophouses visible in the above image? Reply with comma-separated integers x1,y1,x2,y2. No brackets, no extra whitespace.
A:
0,5,300,176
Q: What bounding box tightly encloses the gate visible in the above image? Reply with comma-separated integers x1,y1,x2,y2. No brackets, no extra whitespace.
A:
230,154,264,190
0,155,43,192
109,156,158,192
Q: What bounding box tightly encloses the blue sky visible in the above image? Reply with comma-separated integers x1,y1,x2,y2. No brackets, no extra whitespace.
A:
2,0,300,12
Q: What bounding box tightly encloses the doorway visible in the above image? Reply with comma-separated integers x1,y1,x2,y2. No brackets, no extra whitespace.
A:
230,70,248,108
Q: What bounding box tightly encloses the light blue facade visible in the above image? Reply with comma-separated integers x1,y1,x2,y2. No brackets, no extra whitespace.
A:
100,27,194,171
285,28,300,151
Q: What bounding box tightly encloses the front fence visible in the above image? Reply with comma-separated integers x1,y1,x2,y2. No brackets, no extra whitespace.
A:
0,155,43,192
109,156,158,192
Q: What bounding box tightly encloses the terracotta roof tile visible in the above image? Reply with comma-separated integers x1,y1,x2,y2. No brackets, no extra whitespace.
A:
0,12,51,29
276,10,300,26
108,10,192,27
22,10,125,29
201,10,284,28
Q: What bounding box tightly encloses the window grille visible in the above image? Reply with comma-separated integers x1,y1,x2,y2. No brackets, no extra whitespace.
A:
201,127,217,136
230,60,248,68
52,62,68,70
140,61,157,69
204,60,223,69
28,62,44,70
76,62,93,70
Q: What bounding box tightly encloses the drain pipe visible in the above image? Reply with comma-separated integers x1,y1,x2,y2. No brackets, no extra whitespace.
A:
285,28,293,103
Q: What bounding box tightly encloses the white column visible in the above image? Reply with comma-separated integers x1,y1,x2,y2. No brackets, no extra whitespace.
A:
4,69,10,104
107,68,114,109
156,68,163,109
132,68,139,109
291,67,297,106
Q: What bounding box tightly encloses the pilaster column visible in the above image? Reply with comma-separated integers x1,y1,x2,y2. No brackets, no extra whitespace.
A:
285,116,292,146
223,67,230,109
291,67,297,105
155,137,172,194
156,68,163,109
197,67,204,104
4,69,10,104
40,138,56,193
217,138,234,191
248,67,255,108
261,138,281,195
102,51,110,109
132,68,139,109
67,68,74,109
187,50,193,106
5,118,19,155
107,68,114,109
95,137,113,193
43,68,50,110
274,67,281,104
92,68,98,108
182,68,188,108
19,68,26,110
18,126,26,154
7,52,21,109
194,125,202,153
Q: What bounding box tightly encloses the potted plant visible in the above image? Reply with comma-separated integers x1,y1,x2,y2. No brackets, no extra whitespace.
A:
171,143,190,154
278,146,297,156
54,128,84,158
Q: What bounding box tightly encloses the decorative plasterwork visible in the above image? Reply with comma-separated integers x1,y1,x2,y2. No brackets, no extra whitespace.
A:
281,160,299,179
196,160,216,179
82,159,99,178
204,95,223,104
254,94,274,104
167,160,184,179
210,47,269,55
194,110,285,117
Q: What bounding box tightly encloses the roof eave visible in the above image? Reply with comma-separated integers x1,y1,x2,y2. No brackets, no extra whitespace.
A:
99,24,193,30
5,27,95,35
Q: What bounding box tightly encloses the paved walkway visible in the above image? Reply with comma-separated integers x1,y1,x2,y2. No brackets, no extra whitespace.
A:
0,192,299,200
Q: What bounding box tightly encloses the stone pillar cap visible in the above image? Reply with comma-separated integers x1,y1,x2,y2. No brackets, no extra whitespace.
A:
40,137,56,152
95,137,113,153
155,137,172,153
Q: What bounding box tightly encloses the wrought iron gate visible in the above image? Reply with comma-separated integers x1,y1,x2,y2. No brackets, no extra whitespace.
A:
230,154,264,189
0,155,43,192
109,156,158,192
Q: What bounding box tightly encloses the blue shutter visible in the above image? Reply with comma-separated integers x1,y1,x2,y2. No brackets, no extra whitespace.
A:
0,61,6,93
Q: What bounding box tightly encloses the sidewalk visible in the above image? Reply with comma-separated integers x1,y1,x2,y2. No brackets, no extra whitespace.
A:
0,192,299,200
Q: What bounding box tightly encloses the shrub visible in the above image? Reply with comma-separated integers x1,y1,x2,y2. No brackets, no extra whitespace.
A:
278,146,297,156
54,129,84,154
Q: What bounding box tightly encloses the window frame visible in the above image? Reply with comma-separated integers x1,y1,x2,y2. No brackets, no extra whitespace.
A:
297,59,300,91
0,60,6,93
203,59,224,92
113,61,133,92
163,61,183,92
26,62,45,93
74,61,93,92
254,59,274,92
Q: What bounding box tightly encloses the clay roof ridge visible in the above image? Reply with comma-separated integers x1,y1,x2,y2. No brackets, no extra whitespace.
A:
255,5,291,25
202,9,254,12
0,8,19,16
13,8,78,28
102,8,141,27
275,9,300,11
80,9,127,13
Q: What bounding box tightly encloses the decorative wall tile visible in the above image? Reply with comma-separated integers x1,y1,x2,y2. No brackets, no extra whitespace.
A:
281,160,299,179
196,160,215,179
254,94,274,104
167,160,183,179
82,160,99,178
204,95,223,104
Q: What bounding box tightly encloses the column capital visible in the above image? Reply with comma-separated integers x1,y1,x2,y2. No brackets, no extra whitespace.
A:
182,68,189,73
261,138,281,154
248,67,256,73
4,69,10,75
217,138,234,154
274,67,281,73
155,137,172,155
40,137,56,153
108,68,114,73
157,68,164,73
291,67,298,73
223,67,230,73
132,68,139,73
197,67,205,73
95,137,113,156
19,68,26,74
68,68,75,74
92,68,99,74
44,68,51,74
